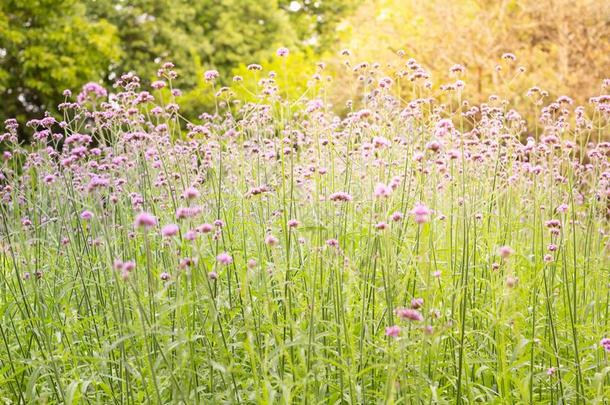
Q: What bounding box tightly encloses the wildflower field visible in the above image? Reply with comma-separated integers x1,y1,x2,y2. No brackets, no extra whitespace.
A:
1,51,609,404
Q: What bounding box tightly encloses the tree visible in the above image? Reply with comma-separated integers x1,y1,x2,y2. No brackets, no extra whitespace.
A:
0,0,121,131
0,0,359,129
278,0,360,50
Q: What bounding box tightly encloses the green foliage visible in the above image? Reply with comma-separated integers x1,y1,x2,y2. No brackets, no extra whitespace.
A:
0,0,355,130
232,49,319,100
279,0,360,50
0,0,121,128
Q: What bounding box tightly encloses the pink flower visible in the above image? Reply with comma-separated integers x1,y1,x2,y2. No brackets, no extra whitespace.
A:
326,239,339,247
329,191,353,202
265,234,279,246
391,211,404,222
179,258,195,269
498,246,514,258
77,82,107,103
161,224,179,237
151,80,166,89
385,325,401,337
506,275,518,288
204,70,219,82
216,252,233,265
601,338,610,352
113,259,124,270
411,203,432,224
426,140,441,152
123,261,135,272
160,272,170,281
276,47,289,57
80,210,94,220
183,186,200,200
545,219,561,229
375,222,388,230
208,271,218,280
287,219,299,228
411,298,424,309
374,183,392,198
395,308,423,321
134,212,157,229
198,223,213,233
556,204,569,213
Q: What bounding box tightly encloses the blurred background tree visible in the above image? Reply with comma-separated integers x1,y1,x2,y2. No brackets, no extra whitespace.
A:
1,0,608,133
0,0,356,130
331,0,609,109
0,0,121,130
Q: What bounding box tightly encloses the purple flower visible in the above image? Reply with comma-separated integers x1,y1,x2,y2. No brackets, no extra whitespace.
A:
216,252,233,265
198,223,213,233
80,210,94,220
601,338,610,352
265,234,279,246
411,203,432,224
395,308,423,321
411,298,424,309
134,212,157,229
77,82,107,103
498,246,514,258
204,70,219,82
326,239,339,247
391,211,404,222
374,183,392,198
276,47,289,57
161,224,179,237
385,325,401,337
329,191,352,202
183,186,200,200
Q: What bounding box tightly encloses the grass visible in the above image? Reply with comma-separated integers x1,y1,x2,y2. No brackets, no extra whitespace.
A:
0,57,609,403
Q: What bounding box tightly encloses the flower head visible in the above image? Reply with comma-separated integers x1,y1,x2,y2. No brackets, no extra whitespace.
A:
204,70,219,82
385,325,401,337
265,234,279,246
498,245,514,259
395,308,423,321
183,187,200,200
134,212,157,229
374,183,392,198
161,224,179,237
329,191,353,202
411,203,432,224
216,252,233,265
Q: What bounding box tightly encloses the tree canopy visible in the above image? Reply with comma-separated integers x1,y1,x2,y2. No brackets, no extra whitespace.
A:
0,0,355,129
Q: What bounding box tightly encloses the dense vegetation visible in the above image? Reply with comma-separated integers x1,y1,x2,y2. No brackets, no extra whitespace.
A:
1,0,608,133
0,52,608,402
0,1,609,402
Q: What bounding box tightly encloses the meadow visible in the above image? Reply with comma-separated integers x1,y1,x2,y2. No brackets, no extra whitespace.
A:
0,51,609,403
